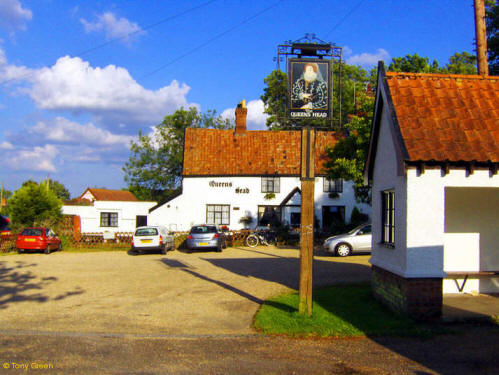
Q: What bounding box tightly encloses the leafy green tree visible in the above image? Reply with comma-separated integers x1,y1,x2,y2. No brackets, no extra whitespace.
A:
486,0,499,75
123,107,231,203
441,52,477,74
388,53,440,73
324,91,374,203
8,181,62,228
48,179,71,201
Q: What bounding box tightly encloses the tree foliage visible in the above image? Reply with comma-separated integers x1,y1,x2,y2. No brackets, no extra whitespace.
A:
48,179,71,201
123,107,232,203
8,181,62,229
388,52,478,75
324,91,374,203
486,0,499,75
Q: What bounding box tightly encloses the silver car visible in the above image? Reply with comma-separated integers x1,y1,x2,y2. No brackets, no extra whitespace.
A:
323,224,372,257
186,224,225,253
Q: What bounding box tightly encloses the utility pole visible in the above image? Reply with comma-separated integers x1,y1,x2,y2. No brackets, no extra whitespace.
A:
299,127,315,316
474,0,489,75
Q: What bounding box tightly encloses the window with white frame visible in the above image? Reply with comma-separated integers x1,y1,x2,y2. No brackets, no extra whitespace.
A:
261,177,280,193
381,190,395,245
206,205,230,225
323,178,343,193
100,212,118,227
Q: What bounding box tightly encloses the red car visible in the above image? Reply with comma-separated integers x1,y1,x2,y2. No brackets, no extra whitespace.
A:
16,227,62,254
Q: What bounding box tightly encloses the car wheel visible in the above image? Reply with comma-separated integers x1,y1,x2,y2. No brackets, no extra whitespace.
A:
17,248,23,254
44,245,51,255
335,243,352,257
216,244,222,252
161,244,167,255
57,244,62,251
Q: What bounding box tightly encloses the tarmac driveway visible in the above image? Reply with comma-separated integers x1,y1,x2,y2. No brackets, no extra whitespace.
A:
0,247,371,335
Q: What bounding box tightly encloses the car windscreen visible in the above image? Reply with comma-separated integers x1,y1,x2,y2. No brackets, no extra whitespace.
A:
190,226,217,234
21,228,43,236
134,228,158,236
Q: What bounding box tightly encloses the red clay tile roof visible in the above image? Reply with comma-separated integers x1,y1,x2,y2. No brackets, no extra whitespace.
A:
386,72,499,162
182,129,340,176
82,188,138,202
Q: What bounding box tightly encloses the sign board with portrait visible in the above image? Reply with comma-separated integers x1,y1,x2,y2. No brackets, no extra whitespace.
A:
288,58,331,119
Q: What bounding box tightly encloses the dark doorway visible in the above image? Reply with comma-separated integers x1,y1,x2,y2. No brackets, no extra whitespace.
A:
322,206,345,229
136,215,147,228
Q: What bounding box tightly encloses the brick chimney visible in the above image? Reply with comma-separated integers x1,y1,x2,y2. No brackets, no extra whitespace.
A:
235,100,247,135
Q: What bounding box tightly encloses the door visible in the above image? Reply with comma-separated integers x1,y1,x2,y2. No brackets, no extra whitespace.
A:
353,225,372,251
136,215,147,228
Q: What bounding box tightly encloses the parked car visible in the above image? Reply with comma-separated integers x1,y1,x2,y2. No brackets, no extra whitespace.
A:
0,215,11,236
323,224,372,257
16,227,62,254
131,225,174,254
186,224,225,253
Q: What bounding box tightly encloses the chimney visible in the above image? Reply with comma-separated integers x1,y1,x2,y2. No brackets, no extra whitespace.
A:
235,100,247,135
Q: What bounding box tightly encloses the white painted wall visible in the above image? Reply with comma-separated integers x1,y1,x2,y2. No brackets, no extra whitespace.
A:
62,201,156,234
149,176,371,232
370,102,408,277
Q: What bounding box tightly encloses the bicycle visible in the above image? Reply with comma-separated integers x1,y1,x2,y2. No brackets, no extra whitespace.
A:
245,229,277,247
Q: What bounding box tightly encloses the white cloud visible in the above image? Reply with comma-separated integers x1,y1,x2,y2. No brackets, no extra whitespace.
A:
0,141,14,150
345,48,390,68
0,0,32,32
0,45,32,83
81,12,144,43
24,56,193,129
221,99,268,130
10,145,58,172
29,117,134,146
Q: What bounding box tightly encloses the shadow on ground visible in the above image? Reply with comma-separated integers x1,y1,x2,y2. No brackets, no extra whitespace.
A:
0,261,84,309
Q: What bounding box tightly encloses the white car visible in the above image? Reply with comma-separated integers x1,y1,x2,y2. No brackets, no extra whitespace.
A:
323,224,372,257
132,226,174,254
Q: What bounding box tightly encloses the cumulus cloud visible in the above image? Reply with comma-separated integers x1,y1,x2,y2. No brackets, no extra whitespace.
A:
81,12,144,43
25,56,193,129
0,141,14,150
9,145,58,172
345,47,390,68
221,99,268,130
28,117,134,146
0,0,32,32
0,45,32,83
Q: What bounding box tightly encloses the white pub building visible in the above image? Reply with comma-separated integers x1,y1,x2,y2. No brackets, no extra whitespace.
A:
149,102,371,231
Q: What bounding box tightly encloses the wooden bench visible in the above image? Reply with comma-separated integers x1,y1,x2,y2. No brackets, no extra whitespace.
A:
445,271,499,292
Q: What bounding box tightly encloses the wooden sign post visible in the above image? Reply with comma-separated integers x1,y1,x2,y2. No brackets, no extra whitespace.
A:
299,127,315,316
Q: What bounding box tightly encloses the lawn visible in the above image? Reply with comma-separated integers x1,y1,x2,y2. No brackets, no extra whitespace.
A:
253,284,445,338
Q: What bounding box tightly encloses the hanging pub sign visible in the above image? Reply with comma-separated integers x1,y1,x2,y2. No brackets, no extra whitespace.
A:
288,58,331,119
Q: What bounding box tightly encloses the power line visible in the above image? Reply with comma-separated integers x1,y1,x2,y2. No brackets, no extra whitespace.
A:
0,0,218,86
324,0,367,37
140,0,284,79
78,0,219,57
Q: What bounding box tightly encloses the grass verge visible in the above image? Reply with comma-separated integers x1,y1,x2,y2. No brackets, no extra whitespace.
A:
254,284,448,338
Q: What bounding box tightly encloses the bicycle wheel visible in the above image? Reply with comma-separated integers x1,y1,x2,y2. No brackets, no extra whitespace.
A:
246,234,259,248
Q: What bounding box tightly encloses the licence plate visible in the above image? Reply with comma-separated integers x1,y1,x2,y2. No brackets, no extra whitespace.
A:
198,242,209,246
25,238,36,242
141,239,152,244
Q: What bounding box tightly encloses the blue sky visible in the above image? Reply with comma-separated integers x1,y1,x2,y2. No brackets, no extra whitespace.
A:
0,0,477,198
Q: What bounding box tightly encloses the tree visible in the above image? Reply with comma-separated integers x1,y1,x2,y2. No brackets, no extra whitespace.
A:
8,181,62,229
123,107,231,203
48,179,71,201
388,53,440,73
486,0,499,75
441,52,477,74
324,91,374,203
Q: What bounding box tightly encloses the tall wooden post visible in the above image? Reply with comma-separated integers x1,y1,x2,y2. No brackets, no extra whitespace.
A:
299,127,315,316
474,0,489,76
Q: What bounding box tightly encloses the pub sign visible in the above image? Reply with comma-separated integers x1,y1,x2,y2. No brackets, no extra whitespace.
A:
288,58,331,119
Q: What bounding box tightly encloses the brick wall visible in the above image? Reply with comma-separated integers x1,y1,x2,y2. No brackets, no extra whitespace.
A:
372,265,442,320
